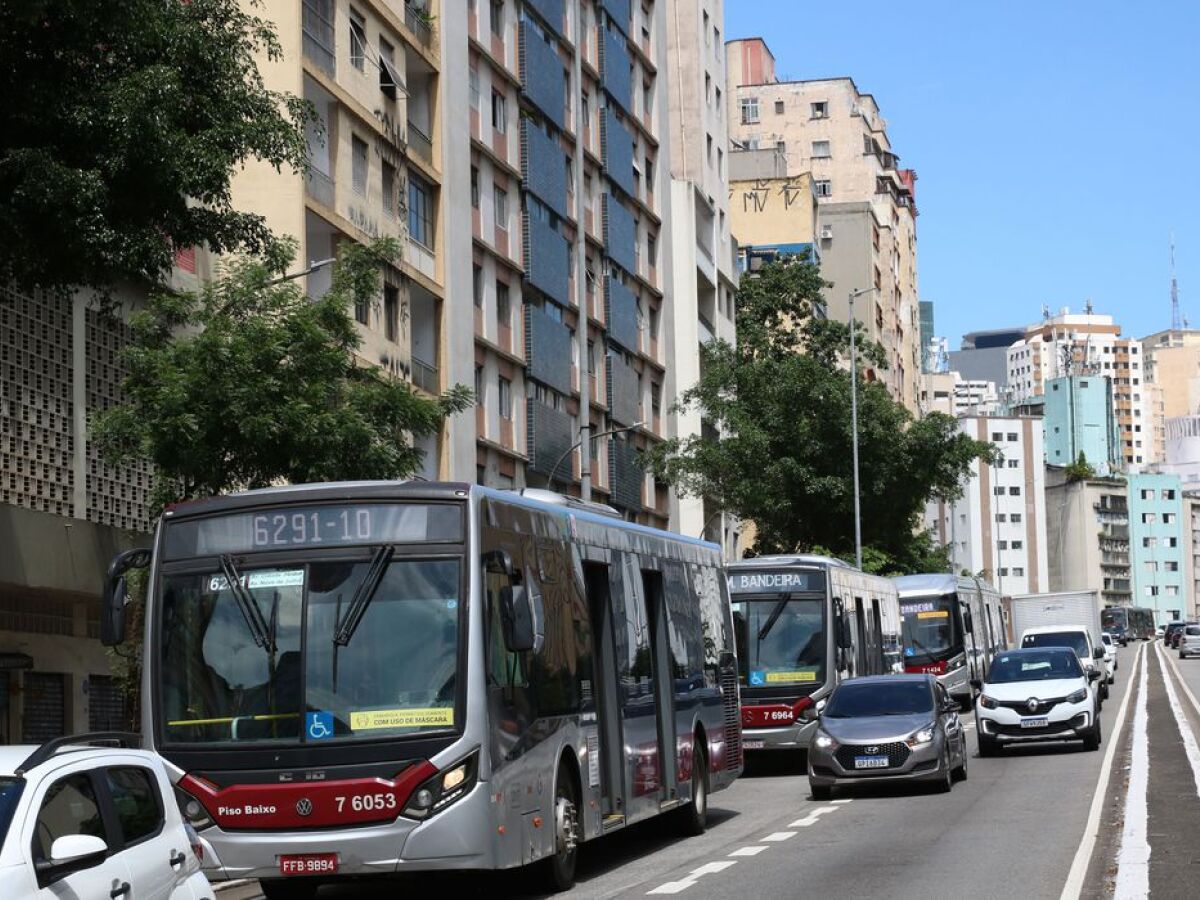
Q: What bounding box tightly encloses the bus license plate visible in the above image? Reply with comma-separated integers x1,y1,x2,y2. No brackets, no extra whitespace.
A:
1020,718,1049,729
854,756,889,769
279,854,338,876
743,740,765,750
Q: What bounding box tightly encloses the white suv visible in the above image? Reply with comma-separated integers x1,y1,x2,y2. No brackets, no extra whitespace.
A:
1100,633,1118,682
0,733,212,899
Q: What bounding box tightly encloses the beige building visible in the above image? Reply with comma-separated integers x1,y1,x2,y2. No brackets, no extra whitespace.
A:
1044,475,1132,604
725,37,921,410
665,0,740,555
918,370,956,416
1007,309,1151,469
1142,328,1200,465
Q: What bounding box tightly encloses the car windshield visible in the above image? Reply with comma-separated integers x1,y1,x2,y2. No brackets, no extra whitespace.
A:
159,557,462,745
900,594,960,663
1022,630,1089,658
0,778,24,847
732,597,826,688
824,681,933,718
1187,626,1200,637
1101,634,1113,646
988,650,1082,683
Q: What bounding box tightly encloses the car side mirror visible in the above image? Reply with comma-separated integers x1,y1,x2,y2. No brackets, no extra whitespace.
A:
499,584,535,653
1087,669,1101,682
37,834,109,888
942,700,959,714
101,548,151,647
1093,647,1105,660
969,678,982,691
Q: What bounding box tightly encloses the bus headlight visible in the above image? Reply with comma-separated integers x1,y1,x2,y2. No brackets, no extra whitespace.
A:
403,752,479,821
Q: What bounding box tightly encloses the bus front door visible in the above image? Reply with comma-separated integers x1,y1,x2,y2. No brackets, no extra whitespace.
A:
584,561,625,824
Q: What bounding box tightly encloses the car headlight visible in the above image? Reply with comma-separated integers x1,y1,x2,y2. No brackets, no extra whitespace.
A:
907,724,936,747
978,694,998,710
813,730,837,750
403,752,479,820
1067,688,1089,704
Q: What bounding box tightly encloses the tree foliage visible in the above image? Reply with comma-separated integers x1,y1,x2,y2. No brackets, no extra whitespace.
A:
93,239,473,513
0,0,312,294
1065,451,1096,482
645,256,995,573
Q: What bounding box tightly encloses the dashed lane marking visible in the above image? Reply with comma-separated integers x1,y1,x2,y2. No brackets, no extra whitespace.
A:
728,846,769,857
760,831,797,842
647,861,738,895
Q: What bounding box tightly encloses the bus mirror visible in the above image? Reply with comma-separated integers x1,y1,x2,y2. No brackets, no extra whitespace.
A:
836,614,852,650
962,607,974,634
500,584,536,653
101,548,150,647
485,549,515,578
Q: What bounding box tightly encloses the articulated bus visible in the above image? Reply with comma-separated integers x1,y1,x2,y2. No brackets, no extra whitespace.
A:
891,575,1006,709
101,482,742,896
1101,605,1156,644
726,555,902,752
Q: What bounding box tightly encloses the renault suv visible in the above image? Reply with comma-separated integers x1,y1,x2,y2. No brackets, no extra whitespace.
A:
975,647,1101,755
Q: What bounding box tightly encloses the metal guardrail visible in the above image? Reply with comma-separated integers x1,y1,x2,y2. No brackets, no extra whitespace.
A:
405,2,434,47
412,357,439,393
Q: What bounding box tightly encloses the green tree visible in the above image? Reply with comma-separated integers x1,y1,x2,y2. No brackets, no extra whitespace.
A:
0,0,312,294
1065,451,1096,482
645,256,994,573
93,239,473,513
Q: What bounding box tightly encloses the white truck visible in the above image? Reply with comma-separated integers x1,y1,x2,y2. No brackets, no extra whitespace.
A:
1006,590,1110,700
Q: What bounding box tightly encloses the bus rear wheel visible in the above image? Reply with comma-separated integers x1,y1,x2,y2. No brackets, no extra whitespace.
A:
678,741,709,836
537,763,580,893
259,879,319,900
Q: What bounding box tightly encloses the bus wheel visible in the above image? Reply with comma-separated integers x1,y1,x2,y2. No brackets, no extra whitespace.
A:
259,879,319,900
539,764,580,893
679,742,709,836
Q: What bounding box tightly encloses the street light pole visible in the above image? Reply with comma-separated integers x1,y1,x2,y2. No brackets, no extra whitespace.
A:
547,422,645,496
848,287,878,571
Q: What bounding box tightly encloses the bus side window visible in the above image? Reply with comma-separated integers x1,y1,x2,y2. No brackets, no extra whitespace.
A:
486,566,529,692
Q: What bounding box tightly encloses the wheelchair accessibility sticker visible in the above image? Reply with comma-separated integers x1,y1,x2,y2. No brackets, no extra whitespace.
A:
749,670,767,687
306,711,334,740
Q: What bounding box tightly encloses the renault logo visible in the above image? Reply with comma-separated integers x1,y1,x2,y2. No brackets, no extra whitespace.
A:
296,798,313,817
1026,698,1040,714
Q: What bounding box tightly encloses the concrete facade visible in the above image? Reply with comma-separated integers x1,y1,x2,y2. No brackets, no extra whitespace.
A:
1043,375,1121,472
1045,476,1131,605
725,38,920,411
927,416,1049,595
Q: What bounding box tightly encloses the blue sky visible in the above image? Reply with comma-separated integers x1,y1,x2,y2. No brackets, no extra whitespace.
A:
723,0,1200,346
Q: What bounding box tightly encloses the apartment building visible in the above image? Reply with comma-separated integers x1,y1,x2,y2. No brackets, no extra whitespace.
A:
1042,375,1121,472
725,38,921,411
1007,309,1150,468
1045,475,1132,606
926,416,1049,595
1186,492,1200,619
1128,473,1186,624
1142,328,1200,465
665,0,740,554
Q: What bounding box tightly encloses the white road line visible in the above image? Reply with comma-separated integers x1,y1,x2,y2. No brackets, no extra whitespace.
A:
832,798,854,804
1162,645,1200,719
1155,643,1200,797
647,861,737,895
760,831,796,842
1059,642,1145,900
788,816,821,828
728,846,769,857
1114,645,1151,900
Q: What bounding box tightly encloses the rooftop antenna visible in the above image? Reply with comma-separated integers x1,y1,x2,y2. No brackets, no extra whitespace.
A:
1171,233,1183,332
1084,297,1094,316
1041,304,1050,321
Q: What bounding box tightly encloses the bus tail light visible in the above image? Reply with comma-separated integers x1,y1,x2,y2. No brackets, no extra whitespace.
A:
175,781,215,831
403,752,479,821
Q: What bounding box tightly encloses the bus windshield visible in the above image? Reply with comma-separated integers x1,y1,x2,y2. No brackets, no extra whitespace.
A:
158,557,462,745
732,596,826,689
899,595,960,664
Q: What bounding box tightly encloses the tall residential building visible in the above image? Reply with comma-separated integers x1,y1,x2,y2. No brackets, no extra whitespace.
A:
1142,328,1200,465
664,0,739,554
1185,492,1200,619
919,300,936,373
1042,375,1121,472
1162,415,1200,488
1045,475,1132,606
724,38,920,411
727,170,820,274
1007,308,1150,469
926,416,1049,595
1127,473,1186,624
953,376,1001,417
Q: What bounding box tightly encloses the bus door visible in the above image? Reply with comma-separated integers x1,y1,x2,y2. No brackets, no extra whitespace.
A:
870,599,884,674
583,561,624,823
641,567,678,806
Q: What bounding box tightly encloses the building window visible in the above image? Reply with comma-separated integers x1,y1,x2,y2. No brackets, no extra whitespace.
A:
349,7,367,71
382,161,397,218
1141,489,1155,500
739,97,759,124
809,101,830,119
1012,540,1023,550
996,513,1007,522
1008,487,1020,496
492,90,507,133
384,284,399,343
351,135,368,195
1007,432,1018,441
1167,561,1180,572
814,180,832,198
1165,489,1177,500
475,366,485,406
706,133,713,162
496,281,511,327
408,173,433,247
498,376,512,419
471,166,480,208
994,486,1005,496
1143,537,1157,548
647,233,657,269
1008,459,1019,468
1166,585,1180,596
1012,567,1025,577
491,0,504,37
811,140,831,158
774,99,785,115
493,186,508,231
469,66,480,110
473,264,483,307
998,568,1009,578
1146,586,1159,597
1011,513,1022,523
992,432,1003,442
997,540,1008,550
1143,513,1156,524
649,305,659,341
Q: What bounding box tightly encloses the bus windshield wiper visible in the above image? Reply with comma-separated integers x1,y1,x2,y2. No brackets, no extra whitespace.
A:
219,554,275,653
334,546,395,646
757,594,793,642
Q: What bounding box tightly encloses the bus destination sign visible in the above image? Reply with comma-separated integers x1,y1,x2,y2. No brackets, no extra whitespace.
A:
164,503,463,558
728,569,826,594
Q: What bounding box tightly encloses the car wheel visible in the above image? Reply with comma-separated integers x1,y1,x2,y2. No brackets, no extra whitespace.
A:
953,740,969,782
1083,718,1101,752
935,750,953,793
978,734,998,757
810,782,833,801
259,881,319,900
536,763,581,892
678,743,709,836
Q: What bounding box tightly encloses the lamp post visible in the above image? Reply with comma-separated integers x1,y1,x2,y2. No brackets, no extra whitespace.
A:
547,422,645,495
262,257,336,287
848,287,878,571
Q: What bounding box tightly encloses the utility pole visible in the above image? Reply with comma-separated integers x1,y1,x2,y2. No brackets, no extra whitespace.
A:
848,287,878,570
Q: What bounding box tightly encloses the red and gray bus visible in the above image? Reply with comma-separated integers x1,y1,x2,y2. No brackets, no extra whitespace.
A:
102,481,742,896
728,555,902,752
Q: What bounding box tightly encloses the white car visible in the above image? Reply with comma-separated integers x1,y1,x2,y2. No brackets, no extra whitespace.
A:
1179,624,1200,659
0,733,212,899
1020,624,1109,703
975,647,1102,755
1100,632,1118,681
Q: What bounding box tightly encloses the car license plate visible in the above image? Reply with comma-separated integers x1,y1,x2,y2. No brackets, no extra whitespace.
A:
743,740,765,750
279,854,338,877
1020,718,1049,729
854,756,889,769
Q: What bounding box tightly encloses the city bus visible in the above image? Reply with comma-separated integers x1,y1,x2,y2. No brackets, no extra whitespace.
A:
891,574,1006,709
727,555,902,752
1101,605,1156,644
100,482,742,896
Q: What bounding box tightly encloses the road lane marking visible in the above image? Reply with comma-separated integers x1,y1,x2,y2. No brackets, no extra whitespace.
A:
647,861,738,895
832,798,853,804
788,805,840,827
1162,644,1200,719
728,846,769,857
1155,643,1200,797
761,831,796,841
1113,643,1151,900
1059,641,1145,900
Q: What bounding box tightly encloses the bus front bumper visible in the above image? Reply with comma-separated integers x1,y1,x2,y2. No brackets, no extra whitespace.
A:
197,782,494,882
742,718,818,751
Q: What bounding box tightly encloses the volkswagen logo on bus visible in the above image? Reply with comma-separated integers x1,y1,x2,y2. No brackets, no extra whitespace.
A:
1026,698,1040,714
296,798,313,817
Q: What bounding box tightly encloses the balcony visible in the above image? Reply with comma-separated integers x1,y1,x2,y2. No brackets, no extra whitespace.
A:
302,0,336,78
412,357,439,393
408,121,433,166
405,1,435,49
305,167,334,208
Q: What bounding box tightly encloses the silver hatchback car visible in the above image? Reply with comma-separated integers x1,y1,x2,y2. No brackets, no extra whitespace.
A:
1179,623,1200,659
807,674,968,799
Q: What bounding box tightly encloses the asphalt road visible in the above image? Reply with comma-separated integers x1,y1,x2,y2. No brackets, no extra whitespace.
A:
214,640,1200,899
